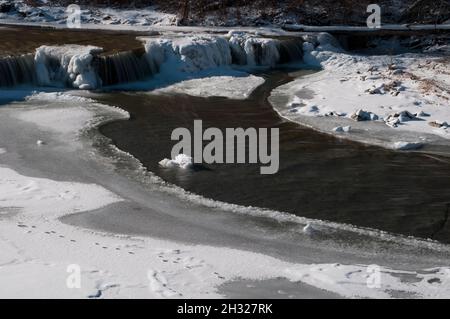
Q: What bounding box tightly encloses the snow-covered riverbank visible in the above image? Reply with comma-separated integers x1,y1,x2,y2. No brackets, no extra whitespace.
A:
270,33,450,151
0,1,177,27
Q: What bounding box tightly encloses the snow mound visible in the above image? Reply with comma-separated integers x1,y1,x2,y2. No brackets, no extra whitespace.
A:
159,154,193,169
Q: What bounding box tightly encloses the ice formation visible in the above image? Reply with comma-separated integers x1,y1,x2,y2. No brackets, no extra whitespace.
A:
144,36,232,73
34,45,103,89
143,33,304,74
159,154,194,169
227,31,281,66
0,34,305,90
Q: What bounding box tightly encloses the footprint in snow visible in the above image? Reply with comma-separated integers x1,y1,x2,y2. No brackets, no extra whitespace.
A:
147,269,180,298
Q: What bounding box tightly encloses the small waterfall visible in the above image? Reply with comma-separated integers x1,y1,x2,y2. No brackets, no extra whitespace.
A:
247,38,304,66
249,42,266,65
277,39,304,64
228,35,304,67
248,40,280,66
1,35,307,90
40,55,70,87
0,54,37,87
95,50,156,86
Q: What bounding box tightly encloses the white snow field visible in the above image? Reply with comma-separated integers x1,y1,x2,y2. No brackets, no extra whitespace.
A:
0,91,450,298
269,33,450,149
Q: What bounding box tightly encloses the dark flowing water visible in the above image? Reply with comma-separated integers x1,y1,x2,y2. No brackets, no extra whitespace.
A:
97,69,450,243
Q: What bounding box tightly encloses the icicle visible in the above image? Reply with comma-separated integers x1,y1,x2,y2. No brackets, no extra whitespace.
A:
95,50,155,86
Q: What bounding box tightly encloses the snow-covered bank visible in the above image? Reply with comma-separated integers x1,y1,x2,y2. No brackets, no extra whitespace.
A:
269,33,450,150
284,24,450,32
2,0,449,28
0,1,176,27
1,91,450,298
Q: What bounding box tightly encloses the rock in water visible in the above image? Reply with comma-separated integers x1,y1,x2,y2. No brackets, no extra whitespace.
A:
333,126,351,133
303,223,316,235
391,141,423,150
350,109,378,122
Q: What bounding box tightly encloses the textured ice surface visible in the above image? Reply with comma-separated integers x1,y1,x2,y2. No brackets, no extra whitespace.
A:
35,45,102,89
159,154,193,169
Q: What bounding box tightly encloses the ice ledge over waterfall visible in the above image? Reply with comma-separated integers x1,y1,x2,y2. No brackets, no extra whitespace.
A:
1,32,305,90
35,45,103,89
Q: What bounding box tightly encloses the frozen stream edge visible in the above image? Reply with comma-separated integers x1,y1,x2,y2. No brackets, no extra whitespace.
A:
0,88,450,298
